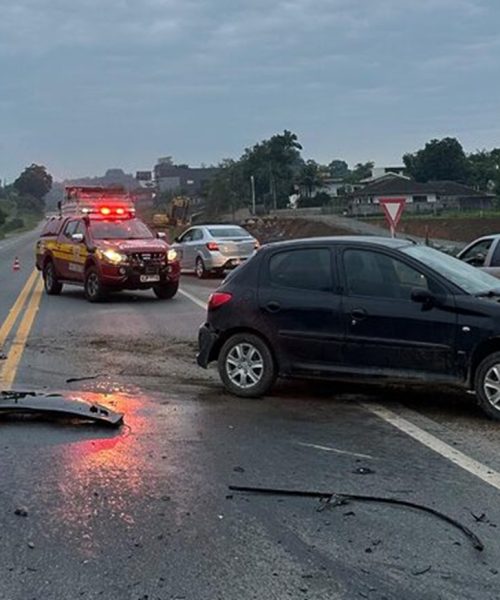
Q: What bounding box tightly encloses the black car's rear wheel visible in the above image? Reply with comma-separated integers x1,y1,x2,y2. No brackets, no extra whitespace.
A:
218,333,276,398
153,281,179,300
84,267,107,302
475,352,500,420
43,261,63,295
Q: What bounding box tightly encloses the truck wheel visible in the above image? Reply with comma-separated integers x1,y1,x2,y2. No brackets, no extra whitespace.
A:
195,257,208,279
84,267,107,303
218,333,276,398
153,281,179,300
43,261,63,295
475,351,500,421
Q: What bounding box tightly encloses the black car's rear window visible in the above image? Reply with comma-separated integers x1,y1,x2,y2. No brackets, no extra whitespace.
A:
268,248,332,292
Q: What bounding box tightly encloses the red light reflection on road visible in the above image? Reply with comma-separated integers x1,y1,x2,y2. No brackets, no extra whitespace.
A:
49,391,153,556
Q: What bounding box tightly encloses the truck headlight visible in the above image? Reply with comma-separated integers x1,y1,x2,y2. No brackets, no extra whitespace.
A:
101,249,128,265
167,249,178,262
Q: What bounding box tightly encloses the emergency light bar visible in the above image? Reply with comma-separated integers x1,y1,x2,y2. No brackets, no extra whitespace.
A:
61,186,136,218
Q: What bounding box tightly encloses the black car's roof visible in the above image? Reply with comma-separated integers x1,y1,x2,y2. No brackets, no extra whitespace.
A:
262,236,414,251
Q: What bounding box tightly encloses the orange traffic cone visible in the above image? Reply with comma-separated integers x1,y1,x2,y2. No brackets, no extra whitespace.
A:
12,257,20,272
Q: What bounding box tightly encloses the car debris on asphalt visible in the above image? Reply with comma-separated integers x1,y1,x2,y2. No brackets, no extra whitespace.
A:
228,484,484,552
0,391,124,427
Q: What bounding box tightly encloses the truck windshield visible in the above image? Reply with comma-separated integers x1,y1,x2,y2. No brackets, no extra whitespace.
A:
90,218,154,240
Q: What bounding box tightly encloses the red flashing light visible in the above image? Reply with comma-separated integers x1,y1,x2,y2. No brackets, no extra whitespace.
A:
208,292,232,310
207,241,219,252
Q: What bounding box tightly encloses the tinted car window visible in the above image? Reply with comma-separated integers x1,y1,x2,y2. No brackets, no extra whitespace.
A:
269,248,332,292
63,220,78,238
208,227,247,238
490,241,500,267
460,239,493,267
344,249,438,300
90,219,154,240
192,229,204,241
41,218,63,236
179,230,193,243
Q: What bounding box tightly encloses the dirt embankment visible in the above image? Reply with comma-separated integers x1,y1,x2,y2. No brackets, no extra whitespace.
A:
244,217,352,243
365,217,500,244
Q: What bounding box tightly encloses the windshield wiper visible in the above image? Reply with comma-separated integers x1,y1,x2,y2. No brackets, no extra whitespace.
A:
475,289,500,298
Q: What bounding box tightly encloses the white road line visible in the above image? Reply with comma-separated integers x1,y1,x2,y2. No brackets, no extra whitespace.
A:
362,402,500,492
179,288,207,310
297,442,374,460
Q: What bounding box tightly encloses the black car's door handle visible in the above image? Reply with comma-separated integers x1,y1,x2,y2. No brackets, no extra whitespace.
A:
265,301,281,313
351,308,368,321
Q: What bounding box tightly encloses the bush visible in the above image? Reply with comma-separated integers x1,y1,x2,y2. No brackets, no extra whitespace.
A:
0,207,6,226
298,192,332,208
3,218,25,232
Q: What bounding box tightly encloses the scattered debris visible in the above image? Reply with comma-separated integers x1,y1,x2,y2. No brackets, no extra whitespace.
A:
228,485,484,552
0,391,123,427
471,512,486,523
233,466,245,473
0,353,7,361
14,507,28,517
65,374,104,384
27,542,35,550
412,566,432,576
353,467,375,475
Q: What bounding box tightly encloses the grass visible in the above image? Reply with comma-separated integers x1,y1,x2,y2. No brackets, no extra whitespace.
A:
362,209,500,221
0,206,42,240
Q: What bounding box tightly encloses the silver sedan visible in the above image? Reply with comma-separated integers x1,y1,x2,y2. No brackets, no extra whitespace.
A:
172,224,259,278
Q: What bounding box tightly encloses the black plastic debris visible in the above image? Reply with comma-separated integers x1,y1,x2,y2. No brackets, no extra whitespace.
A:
0,391,123,427
229,484,484,552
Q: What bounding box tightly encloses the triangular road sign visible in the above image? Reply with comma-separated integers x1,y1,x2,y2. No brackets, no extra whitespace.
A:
379,198,406,235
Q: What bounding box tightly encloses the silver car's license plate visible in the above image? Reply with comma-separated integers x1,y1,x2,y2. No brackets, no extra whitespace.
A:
140,275,160,283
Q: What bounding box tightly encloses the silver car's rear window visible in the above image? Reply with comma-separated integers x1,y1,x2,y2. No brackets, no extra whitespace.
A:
208,228,248,238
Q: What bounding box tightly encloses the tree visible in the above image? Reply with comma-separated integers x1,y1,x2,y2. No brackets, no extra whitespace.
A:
328,159,349,179
403,138,468,182
467,149,500,193
346,161,374,183
14,164,53,201
298,160,322,198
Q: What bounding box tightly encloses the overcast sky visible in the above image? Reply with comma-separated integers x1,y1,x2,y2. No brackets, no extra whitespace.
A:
1,0,499,181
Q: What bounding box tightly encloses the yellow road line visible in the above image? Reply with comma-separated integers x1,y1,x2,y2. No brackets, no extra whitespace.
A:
0,269,38,349
0,277,44,390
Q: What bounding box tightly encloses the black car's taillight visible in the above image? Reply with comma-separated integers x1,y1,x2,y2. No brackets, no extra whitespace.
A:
208,292,233,310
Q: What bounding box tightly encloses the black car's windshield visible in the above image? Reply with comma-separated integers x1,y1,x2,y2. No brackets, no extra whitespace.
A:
402,245,500,295
90,218,154,240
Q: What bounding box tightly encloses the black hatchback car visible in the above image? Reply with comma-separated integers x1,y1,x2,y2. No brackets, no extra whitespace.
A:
198,236,500,420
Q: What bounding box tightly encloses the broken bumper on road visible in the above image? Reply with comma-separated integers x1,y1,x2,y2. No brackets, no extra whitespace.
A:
0,391,124,427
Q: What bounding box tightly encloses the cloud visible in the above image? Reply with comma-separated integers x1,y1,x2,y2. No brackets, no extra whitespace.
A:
0,0,498,178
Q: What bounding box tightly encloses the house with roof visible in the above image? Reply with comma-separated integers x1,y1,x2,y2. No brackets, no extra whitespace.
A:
348,173,494,216
153,162,219,203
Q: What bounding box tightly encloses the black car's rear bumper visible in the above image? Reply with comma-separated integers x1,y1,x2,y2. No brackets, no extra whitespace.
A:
197,324,220,368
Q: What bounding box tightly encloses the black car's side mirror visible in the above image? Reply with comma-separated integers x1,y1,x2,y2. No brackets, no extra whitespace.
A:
174,236,180,243
411,287,436,309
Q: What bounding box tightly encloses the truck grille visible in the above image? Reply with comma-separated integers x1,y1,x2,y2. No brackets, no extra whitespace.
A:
129,252,165,266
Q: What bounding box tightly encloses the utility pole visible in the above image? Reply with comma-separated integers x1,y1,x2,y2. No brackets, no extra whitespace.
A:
250,175,256,215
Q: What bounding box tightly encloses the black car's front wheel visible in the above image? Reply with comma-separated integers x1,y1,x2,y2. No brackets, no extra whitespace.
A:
475,351,500,421
218,333,276,398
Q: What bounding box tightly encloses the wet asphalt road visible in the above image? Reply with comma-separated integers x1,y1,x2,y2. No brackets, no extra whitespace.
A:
2,230,500,599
